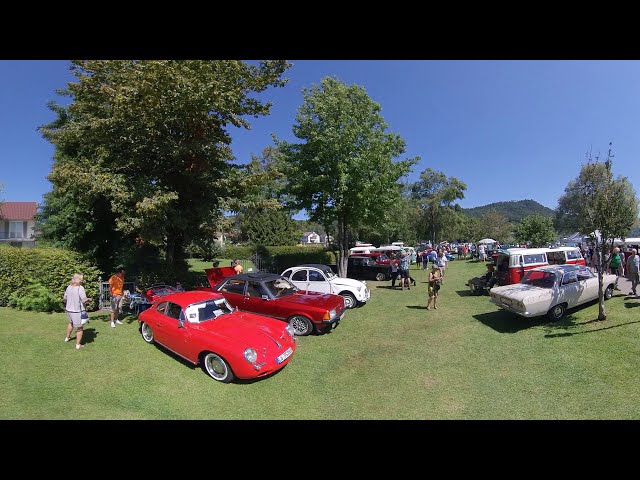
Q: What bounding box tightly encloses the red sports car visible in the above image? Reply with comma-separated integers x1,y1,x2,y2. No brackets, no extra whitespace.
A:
197,272,346,336
138,290,296,383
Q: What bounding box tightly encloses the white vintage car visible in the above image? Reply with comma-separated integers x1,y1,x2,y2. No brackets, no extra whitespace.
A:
281,264,370,309
489,264,617,321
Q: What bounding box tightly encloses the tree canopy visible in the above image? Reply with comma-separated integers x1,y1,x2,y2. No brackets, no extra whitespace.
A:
556,145,639,320
38,60,290,274
513,214,557,247
276,77,417,276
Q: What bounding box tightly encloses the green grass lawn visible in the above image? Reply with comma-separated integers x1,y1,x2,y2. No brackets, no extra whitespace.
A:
2,260,640,419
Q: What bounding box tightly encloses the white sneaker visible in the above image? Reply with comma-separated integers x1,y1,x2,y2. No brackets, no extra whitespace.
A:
110,321,115,328
115,320,124,325
64,336,70,342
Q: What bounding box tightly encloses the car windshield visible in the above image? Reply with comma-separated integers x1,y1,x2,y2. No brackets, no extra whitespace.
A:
185,298,233,323
319,266,337,279
521,270,557,288
264,278,298,298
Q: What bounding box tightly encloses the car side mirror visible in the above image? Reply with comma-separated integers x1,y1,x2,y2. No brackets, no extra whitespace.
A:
261,295,270,301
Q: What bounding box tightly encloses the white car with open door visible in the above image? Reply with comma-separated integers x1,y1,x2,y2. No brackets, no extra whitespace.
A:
490,264,617,321
281,264,370,309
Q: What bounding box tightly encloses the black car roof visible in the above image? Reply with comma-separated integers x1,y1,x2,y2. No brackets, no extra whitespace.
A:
225,272,284,282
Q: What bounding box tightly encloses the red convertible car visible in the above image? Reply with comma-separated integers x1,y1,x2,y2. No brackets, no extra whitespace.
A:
197,272,346,336
138,290,296,383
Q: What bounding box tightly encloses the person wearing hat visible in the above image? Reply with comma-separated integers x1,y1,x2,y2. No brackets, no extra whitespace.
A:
427,265,443,310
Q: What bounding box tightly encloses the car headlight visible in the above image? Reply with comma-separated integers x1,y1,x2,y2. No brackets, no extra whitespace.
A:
244,348,257,364
285,324,295,337
329,309,337,318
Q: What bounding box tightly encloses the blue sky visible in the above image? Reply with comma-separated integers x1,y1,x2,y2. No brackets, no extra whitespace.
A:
1,60,639,212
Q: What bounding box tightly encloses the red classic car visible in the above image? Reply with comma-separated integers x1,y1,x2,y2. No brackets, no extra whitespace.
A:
197,272,346,336
138,290,296,383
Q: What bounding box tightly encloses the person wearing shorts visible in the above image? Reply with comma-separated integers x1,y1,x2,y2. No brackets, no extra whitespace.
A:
109,265,126,328
427,265,442,310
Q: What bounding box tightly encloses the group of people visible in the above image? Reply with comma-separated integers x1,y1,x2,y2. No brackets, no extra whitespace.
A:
388,250,446,309
63,266,126,350
581,245,640,296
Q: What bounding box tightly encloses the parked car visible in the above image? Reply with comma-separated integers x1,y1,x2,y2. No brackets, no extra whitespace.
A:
199,272,346,336
281,264,370,309
350,252,390,265
143,283,178,302
137,290,296,383
489,264,617,321
330,256,391,281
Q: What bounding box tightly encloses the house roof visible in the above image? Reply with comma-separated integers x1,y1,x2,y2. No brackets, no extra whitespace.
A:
0,202,37,221
302,231,318,236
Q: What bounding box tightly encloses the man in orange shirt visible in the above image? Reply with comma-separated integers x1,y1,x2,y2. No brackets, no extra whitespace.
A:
109,266,126,328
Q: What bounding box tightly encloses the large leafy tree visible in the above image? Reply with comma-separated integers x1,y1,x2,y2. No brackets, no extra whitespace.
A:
476,209,513,243
38,60,289,274
556,145,639,320
276,77,417,276
410,168,466,245
240,207,300,246
513,214,557,247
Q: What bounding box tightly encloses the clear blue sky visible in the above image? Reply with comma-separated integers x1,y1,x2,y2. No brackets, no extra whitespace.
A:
1,60,639,212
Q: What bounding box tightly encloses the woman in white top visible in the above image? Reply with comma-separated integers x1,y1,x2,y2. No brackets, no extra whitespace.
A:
63,273,92,350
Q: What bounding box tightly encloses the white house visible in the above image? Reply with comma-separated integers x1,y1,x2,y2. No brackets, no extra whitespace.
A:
0,202,37,248
301,231,321,244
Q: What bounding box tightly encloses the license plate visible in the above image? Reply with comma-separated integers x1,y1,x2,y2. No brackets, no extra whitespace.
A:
276,347,293,364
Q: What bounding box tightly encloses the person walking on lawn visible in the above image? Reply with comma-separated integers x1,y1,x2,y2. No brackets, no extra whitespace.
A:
627,248,639,296
109,265,126,328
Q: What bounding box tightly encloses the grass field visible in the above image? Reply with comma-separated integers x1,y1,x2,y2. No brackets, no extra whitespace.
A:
2,259,639,419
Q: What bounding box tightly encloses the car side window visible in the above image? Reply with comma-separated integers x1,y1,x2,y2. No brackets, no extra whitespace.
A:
292,270,307,282
308,270,325,282
282,269,292,279
562,272,578,285
220,279,246,295
165,302,183,320
156,301,168,315
246,281,267,298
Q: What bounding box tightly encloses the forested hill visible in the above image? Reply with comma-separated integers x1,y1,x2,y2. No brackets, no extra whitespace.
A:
463,200,556,222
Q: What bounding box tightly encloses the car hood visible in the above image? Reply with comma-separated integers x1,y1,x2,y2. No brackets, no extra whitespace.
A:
193,311,293,351
284,291,344,309
329,277,366,289
490,283,547,301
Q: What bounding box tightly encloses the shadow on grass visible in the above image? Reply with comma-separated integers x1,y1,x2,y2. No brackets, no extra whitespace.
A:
406,305,429,310
544,319,640,338
472,310,541,333
79,327,99,345
455,289,475,297
376,286,398,290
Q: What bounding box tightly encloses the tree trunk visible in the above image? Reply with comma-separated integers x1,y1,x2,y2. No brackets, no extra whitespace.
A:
337,215,349,278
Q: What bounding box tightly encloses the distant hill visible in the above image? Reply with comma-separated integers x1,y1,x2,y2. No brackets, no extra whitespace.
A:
463,200,555,223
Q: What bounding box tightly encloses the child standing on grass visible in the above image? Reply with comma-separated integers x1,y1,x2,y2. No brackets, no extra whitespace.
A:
427,265,442,310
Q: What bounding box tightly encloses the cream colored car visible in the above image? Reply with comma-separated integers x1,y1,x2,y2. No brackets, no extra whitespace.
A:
490,265,617,321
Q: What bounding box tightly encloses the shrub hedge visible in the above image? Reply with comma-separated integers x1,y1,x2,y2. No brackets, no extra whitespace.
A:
223,245,337,273
0,245,100,311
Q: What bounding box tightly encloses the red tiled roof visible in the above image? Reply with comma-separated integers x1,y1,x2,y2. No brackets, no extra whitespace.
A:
0,202,37,221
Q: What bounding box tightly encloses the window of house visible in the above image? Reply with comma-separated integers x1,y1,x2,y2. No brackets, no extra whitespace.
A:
9,222,23,239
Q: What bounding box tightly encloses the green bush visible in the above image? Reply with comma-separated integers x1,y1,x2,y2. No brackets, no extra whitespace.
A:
8,280,64,312
0,245,100,311
223,245,336,273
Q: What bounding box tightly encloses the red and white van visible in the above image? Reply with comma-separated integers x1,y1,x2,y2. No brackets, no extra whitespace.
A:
546,247,586,266
494,248,549,286
494,246,585,286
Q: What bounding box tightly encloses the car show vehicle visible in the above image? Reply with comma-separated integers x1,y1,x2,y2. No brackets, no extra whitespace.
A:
281,264,370,309
330,256,391,282
138,290,296,383
200,272,346,336
489,264,617,321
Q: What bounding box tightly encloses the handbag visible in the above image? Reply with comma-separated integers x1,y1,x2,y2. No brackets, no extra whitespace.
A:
78,289,89,325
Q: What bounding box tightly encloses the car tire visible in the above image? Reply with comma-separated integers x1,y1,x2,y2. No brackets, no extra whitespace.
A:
547,304,566,321
375,273,386,281
288,315,314,336
604,285,614,300
341,292,356,309
140,322,154,344
202,352,235,383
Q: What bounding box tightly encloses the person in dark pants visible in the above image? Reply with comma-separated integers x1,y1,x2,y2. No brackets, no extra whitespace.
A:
390,258,400,288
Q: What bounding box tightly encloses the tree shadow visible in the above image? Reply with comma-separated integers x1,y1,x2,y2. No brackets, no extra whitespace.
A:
472,310,542,333
376,286,398,290
543,319,640,338
624,302,640,309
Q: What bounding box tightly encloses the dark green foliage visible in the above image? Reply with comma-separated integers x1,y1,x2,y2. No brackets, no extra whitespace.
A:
8,280,64,313
0,246,100,310
240,208,300,246
186,239,224,262
513,214,557,247
464,200,555,223
224,245,336,273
